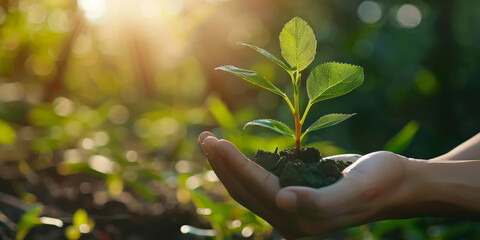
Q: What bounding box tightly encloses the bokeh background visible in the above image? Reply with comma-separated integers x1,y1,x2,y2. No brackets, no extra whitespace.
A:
0,0,479,239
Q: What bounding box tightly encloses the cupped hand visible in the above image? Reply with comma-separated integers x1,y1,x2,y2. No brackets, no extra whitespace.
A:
198,131,413,239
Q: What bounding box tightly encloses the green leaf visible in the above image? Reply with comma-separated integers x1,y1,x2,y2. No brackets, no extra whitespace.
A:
207,96,237,131
384,121,419,154
16,205,43,240
216,65,286,97
65,226,81,240
237,41,293,72
244,119,294,137
279,17,317,72
307,62,363,104
72,209,88,227
0,119,16,145
303,113,355,136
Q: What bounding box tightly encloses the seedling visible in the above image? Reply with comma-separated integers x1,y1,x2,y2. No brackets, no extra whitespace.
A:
216,17,363,155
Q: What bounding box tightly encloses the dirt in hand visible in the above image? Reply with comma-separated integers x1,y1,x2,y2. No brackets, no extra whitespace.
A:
252,147,351,188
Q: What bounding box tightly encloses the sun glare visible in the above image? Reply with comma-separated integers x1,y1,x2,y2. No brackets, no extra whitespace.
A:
77,0,186,24
78,0,107,24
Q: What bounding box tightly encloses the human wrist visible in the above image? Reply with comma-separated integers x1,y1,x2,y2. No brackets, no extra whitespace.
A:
400,159,480,219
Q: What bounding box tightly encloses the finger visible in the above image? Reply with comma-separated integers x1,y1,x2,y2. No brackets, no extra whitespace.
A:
215,139,280,201
324,154,362,164
201,137,273,209
277,187,323,218
201,136,294,232
277,176,366,219
201,136,279,204
198,131,215,152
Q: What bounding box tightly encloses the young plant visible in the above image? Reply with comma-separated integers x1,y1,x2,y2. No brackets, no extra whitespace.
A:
216,17,363,155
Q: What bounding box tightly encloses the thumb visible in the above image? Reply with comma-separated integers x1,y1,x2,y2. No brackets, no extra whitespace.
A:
276,176,363,219
276,187,325,219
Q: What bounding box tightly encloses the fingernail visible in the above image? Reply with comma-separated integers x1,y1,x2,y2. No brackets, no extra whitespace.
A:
202,138,215,160
277,191,297,211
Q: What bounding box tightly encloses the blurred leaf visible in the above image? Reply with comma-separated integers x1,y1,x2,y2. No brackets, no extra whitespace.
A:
136,169,164,181
65,225,81,240
303,114,355,138
279,17,316,72
29,104,64,126
307,62,363,104
215,65,287,98
306,141,346,156
191,190,234,239
239,135,293,154
16,204,42,240
237,41,293,72
207,96,237,131
244,119,294,137
72,209,88,227
107,175,124,197
128,181,157,202
68,209,94,240
0,119,16,145
384,121,419,154
370,219,421,238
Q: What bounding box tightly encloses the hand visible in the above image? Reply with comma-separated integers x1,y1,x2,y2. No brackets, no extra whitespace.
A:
199,132,418,238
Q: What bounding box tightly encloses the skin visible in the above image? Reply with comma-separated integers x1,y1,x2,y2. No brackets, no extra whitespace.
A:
198,131,480,239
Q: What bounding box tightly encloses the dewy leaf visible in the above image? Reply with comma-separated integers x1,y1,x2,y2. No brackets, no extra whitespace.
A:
279,17,317,72
237,41,293,72
304,113,355,136
216,65,287,97
307,62,363,104
244,119,294,137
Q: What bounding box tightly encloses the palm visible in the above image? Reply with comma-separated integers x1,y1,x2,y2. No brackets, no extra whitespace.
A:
199,132,409,239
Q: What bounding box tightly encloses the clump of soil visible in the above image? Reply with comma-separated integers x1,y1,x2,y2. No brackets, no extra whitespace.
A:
252,147,351,188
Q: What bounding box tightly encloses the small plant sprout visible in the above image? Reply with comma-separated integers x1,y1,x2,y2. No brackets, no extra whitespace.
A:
216,17,364,155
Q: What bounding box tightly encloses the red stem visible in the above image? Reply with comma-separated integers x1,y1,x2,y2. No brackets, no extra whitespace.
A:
294,112,301,155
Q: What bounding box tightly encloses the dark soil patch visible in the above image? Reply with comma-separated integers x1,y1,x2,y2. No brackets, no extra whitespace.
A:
252,147,352,188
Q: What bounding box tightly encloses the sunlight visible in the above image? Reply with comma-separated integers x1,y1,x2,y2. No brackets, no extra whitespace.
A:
78,0,107,24
139,0,162,19
77,0,186,24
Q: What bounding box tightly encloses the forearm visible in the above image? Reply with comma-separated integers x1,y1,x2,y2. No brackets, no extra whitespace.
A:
404,159,480,219
432,132,480,161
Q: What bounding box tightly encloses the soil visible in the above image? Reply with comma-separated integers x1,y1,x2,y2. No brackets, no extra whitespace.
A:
251,147,352,188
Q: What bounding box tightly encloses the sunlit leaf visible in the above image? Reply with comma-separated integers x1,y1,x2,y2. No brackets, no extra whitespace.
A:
303,113,355,136
279,17,317,71
28,104,64,126
65,226,81,240
244,119,294,137
207,96,237,131
216,65,286,98
384,121,419,154
0,119,16,145
72,209,88,227
16,205,42,240
307,62,363,104
237,41,293,72
107,175,124,197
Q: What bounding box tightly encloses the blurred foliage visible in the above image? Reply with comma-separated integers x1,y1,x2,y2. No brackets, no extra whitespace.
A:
15,205,42,240
0,0,479,239
65,208,94,240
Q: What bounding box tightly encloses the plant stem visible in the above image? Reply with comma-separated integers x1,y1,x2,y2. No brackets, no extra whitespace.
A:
300,101,313,125
283,95,295,115
294,110,301,155
293,71,301,155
